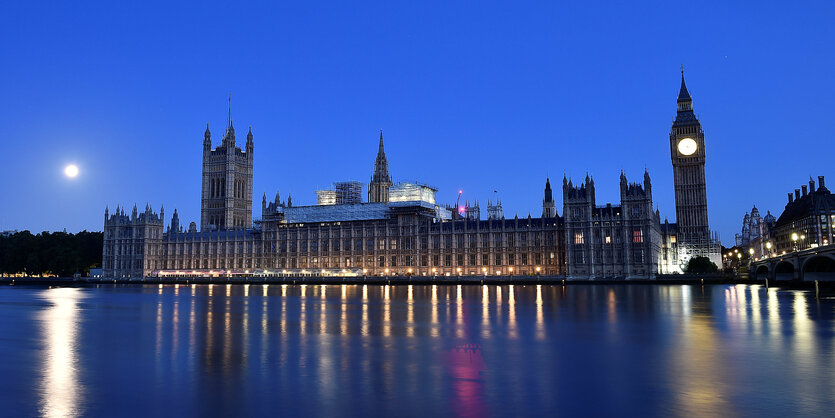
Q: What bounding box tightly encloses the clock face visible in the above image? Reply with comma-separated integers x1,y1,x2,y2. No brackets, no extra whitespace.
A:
677,137,698,156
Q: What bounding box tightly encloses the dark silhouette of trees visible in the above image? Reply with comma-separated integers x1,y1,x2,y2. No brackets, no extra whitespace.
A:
0,230,102,277
684,256,719,274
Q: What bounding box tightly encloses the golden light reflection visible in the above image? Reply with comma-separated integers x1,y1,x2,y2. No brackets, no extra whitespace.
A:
340,285,348,336
456,285,464,339
320,285,327,336
38,287,85,418
431,285,439,338
508,285,517,339
384,286,391,337
261,288,269,367
224,288,232,370
189,293,196,371
536,285,544,340
669,294,732,416
481,285,491,339
407,285,415,338
263,284,269,297
362,285,369,336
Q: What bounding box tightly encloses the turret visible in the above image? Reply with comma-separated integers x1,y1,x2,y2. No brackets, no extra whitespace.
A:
204,123,212,151
170,208,180,233
542,178,555,218
246,125,254,158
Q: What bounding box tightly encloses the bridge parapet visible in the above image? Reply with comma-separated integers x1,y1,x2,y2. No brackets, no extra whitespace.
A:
751,245,835,282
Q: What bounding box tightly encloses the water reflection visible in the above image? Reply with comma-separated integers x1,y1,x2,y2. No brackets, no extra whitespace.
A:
38,287,85,418
6,283,834,416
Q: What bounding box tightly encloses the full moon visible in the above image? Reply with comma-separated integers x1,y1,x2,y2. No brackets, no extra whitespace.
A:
64,164,79,178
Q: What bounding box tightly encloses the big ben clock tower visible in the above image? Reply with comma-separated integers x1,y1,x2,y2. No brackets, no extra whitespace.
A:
670,70,713,262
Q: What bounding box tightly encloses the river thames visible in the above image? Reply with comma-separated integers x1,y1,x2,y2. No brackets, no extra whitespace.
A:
1,284,833,416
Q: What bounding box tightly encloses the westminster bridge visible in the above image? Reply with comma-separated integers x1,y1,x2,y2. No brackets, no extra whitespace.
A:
751,245,835,282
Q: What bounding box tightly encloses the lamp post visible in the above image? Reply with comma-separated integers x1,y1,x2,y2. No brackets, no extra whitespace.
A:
792,232,799,252
766,241,773,257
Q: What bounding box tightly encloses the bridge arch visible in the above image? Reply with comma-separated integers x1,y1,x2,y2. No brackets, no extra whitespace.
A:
775,260,796,281
802,255,835,282
755,265,770,281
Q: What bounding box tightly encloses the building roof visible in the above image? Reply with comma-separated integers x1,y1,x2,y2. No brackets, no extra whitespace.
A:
775,186,835,229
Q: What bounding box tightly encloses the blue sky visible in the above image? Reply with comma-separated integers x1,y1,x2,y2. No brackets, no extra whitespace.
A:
1,1,832,245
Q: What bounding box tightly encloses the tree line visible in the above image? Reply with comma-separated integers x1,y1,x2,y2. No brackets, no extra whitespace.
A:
0,230,102,277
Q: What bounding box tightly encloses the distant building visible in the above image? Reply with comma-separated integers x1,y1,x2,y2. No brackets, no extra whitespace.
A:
772,176,834,253
733,205,776,258
316,181,364,205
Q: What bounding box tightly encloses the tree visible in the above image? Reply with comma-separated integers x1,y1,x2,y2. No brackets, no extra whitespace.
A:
0,230,102,277
685,256,718,274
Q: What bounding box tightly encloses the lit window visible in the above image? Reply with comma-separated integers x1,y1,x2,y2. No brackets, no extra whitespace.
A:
633,229,643,243
605,236,612,244
574,232,584,244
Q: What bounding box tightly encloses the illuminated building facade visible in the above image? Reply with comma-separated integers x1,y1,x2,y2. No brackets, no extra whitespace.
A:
103,74,723,279
103,131,563,278
200,99,254,231
772,176,834,253
665,70,722,271
563,172,663,279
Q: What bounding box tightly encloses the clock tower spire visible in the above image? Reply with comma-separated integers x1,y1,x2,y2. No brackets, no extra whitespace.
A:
670,69,713,267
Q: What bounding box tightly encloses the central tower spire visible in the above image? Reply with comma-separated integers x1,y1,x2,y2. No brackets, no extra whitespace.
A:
368,130,392,203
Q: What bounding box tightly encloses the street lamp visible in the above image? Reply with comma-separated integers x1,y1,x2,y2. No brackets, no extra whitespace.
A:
766,241,772,257
792,232,799,251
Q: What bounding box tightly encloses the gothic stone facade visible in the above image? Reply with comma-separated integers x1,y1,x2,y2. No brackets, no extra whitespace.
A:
563,173,662,279
200,116,254,231
103,75,723,279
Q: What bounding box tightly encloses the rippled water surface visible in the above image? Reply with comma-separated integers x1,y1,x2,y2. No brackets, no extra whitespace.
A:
1,284,834,416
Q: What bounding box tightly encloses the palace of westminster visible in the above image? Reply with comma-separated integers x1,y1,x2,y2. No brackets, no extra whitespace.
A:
103,74,722,279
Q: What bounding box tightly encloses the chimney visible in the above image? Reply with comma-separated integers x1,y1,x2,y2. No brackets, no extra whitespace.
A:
788,192,793,203
809,177,816,191
819,175,826,190
795,189,801,199
802,185,808,196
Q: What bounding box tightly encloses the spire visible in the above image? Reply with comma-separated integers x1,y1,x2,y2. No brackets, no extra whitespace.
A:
247,125,253,142
678,66,691,102
228,92,232,128
204,123,211,140
378,129,384,152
